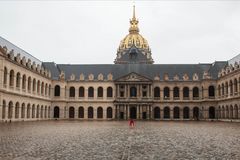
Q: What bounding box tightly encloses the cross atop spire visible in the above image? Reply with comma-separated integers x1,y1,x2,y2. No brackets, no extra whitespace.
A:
129,5,139,34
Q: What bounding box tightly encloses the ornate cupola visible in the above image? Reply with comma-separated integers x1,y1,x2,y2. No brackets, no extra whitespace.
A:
114,6,154,64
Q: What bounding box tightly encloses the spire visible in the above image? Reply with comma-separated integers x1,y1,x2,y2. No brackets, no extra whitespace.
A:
129,5,139,34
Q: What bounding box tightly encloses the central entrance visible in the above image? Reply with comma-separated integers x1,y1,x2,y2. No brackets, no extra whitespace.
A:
130,106,137,119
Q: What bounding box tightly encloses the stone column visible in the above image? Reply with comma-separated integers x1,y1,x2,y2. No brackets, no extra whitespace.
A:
75,107,78,119
126,105,128,120
189,89,193,100
160,108,164,120
190,108,193,120
170,108,173,120
180,108,183,120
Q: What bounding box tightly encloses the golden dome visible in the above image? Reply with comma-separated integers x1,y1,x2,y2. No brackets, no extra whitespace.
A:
118,5,149,50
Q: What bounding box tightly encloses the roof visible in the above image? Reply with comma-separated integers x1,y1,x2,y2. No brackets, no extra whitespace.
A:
43,62,228,81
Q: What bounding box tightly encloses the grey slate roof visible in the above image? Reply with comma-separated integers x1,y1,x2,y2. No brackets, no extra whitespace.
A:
42,62,228,81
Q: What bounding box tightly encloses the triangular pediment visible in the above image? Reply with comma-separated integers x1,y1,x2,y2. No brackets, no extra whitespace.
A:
115,72,152,82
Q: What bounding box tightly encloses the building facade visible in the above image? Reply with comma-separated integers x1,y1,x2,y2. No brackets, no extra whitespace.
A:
0,7,240,122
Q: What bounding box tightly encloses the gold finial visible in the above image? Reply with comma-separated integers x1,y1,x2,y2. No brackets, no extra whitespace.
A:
129,5,139,34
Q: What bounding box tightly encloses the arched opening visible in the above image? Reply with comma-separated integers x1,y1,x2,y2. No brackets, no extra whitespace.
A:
183,107,189,119
208,85,215,97
69,107,75,118
221,83,225,96
234,104,238,119
28,77,31,91
8,101,13,119
226,106,229,118
45,84,48,96
79,87,85,97
193,87,199,99
209,106,215,119
229,105,233,119
32,105,35,118
69,87,75,97
21,103,25,118
53,106,60,118
225,82,229,96
16,72,21,88
41,82,44,95
36,105,40,118
3,67,7,85
27,104,31,119
22,74,26,90
183,87,189,99
97,107,103,119
218,106,221,119
54,85,60,96
154,107,160,119
107,107,112,118
218,85,221,97
164,107,170,119
40,106,43,118
154,87,160,98
2,100,6,119
37,80,40,94
88,107,94,118
234,79,238,94
173,107,180,119
15,102,20,119
88,87,94,98
229,80,233,96
78,107,84,118
48,85,51,96
9,70,14,87
48,106,51,118
45,106,47,118
130,86,137,97
163,87,170,99
173,87,179,99
107,87,113,98
97,87,103,98
130,106,137,119
222,106,225,118
193,107,199,120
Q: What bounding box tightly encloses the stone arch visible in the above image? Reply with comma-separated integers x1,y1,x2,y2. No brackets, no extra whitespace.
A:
2,100,6,119
183,87,189,99
79,86,84,97
88,107,94,119
183,107,189,119
69,107,75,118
8,101,13,119
48,84,51,97
106,107,112,118
218,85,221,97
218,106,221,119
229,105,233,119
234,104,238,119
173,106,180,119
234,78,238,94
88,87,94,98
163,87,170,99
36,105,40,118
229,80,233,96
53,106,60,118
208,85,215,97
40,105,44,118
44,106,47,118
32,104,35,118
222,106,225,119
21,103,25,118
69,86,75,97
54,85,60,96
3,67,7,85
97,87,103,98
209,106,215,119
97,107,103,119
32,78,36,92
78,106,84,118
154,87,160,98
22,74,26,90
9,69,14,87
154,107,160,119
41,82,44,95
27,103,31,119
27,76,31,91
37,80,40,94
163,106,170,119
225,81,229,95
221,83,225,96
45,83,48,96
15,102,20,119
226,105,229,118
107,87,113,98
193,107,199,120
173,87,179,99
16,72,21,88
193,87,199,99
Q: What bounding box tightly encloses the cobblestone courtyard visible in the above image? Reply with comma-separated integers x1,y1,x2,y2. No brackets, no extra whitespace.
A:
0,121,240,160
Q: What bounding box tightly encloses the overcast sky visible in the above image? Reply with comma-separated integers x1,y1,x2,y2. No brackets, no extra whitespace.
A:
0,1,240,64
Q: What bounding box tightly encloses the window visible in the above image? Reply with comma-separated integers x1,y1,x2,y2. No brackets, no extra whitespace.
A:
79,87,85,97
88,87,94,97
54,85,60,96
69,87,75,97
107,87,113,97
97,87,103,97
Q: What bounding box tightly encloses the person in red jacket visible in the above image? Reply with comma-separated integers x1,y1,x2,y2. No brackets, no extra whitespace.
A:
129,119,135,127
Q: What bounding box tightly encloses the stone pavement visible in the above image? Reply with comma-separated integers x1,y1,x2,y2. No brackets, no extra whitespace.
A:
0,121,240,160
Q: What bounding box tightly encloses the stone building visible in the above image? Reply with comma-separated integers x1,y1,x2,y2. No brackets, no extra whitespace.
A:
0,6,240,122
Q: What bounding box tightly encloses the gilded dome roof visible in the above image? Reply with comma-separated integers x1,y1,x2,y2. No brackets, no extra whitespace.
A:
118,6,149,50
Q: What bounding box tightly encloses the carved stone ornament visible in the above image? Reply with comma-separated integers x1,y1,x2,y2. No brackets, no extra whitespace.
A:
107,73,113,81
192,73,199,81
173,74,179,81
154,75,160,81
59,71,65,81
183,74,189,81
164,73,169,81
88,74,94,81
98,73,104,80
203,71,211,79
79,73,85,81
70,73,75,81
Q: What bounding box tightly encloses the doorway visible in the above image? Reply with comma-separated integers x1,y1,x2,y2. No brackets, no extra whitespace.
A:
130,106,137,119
